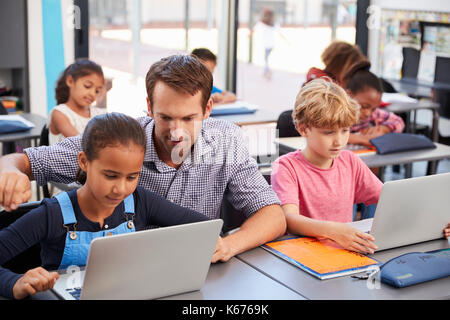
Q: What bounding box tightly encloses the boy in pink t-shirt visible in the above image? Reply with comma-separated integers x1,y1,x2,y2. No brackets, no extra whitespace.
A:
271,78,382,254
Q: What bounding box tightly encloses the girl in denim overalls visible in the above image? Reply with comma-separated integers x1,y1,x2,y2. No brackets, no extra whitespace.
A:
0,113,209,299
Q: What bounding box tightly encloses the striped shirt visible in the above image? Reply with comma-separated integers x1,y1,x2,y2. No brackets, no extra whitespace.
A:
25,117,280,219
351,108,405,133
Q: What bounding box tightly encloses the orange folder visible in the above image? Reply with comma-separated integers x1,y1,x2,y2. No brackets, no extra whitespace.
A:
263,237,379,279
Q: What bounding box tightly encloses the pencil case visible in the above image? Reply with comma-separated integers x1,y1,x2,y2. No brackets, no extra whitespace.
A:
380,250,450,288
369,133,436,154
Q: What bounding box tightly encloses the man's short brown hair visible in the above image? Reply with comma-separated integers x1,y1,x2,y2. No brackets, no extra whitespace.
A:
145,55,213,113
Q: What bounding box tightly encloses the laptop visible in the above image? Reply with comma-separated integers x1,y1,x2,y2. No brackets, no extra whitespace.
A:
52,219,223,300
349,172,450,251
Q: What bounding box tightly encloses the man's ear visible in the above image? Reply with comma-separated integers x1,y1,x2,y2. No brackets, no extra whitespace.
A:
78,151,88,172
202,97,213,120
146,97,153,118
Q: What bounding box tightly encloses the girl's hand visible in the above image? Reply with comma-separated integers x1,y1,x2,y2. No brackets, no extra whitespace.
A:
327,222,378,254
361,125,391,137
444,223,450,239
12,267,59,300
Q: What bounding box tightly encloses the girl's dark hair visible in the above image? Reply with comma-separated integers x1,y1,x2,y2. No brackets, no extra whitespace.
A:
344,60,383,94
76,112,147,184
55,59,104,105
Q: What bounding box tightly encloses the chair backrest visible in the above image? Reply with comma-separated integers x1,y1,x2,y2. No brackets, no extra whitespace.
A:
434,57,450,84
0,101,8,115
39,124,49,147
0,201,43,273
276,110,300,138
37,125,52,198
219,195,247,235
401,47,420,79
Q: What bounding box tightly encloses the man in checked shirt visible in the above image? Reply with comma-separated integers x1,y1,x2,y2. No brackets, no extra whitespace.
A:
0,55,286,263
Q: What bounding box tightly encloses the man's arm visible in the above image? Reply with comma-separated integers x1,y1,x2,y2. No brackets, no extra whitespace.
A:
0,153,34,211
212,204,286,262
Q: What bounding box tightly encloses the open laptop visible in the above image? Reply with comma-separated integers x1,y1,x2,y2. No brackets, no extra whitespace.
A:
349,172,450,251
52,219,223,300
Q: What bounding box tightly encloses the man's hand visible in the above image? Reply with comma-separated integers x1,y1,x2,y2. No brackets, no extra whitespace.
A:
0,170,32,211
0,153,33,211
211,236,233,263
12,267,59,300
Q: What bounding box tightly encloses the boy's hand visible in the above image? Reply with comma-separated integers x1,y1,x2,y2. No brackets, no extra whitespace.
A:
327,222,378,254
0,170,32,211
12,267,59,300
444,223,450,239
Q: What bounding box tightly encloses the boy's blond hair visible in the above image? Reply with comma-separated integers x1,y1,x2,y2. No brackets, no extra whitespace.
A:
292,78,360,130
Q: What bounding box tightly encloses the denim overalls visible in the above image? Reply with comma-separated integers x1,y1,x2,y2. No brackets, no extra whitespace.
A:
55,192,136,270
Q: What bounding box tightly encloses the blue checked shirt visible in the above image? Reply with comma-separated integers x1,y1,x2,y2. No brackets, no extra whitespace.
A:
25,117,280,219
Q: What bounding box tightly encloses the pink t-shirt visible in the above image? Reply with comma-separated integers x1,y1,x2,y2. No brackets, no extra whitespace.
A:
271,150,382,223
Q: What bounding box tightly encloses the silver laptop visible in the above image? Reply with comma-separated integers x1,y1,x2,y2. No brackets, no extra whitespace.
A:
349,172,450,251
52,219,223,300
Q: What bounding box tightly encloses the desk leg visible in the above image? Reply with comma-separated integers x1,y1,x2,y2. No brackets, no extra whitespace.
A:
405,163,412,178
377,166,385,182
426,109,439,175
426,160,438,175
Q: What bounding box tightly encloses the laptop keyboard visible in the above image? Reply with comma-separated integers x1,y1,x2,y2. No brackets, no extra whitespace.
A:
66,287,82,300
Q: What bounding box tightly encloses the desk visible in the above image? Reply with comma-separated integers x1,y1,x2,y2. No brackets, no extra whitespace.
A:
276,137,450,176
0,113,47,200
237,239,450,300
211,105,280,126
386,77,450,99
162,257,303,300
385,100,440,142
7,257,304,300
0,113,46,145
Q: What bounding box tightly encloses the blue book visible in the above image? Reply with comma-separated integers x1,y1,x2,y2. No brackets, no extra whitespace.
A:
210,106,257,116
210,101,258,116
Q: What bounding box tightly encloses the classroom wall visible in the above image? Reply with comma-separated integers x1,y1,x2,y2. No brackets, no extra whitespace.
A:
367,0,450,74
27,0,75,117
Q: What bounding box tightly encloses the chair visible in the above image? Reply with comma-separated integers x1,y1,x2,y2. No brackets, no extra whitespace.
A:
220,195,247,235
0,201,42,274
276,110,299,138
432,56,450,145
38,125,51,198
401,47,420,80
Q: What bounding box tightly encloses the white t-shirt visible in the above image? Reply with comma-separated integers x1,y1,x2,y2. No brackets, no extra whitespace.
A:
48,104,107,145
254,21,280,49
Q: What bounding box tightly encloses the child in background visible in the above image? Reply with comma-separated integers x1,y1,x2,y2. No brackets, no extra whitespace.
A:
0,113,211,299
304,41,365,87
344,60,405,147
271,78,381,254
191,48,237,104
254,7,278,80
48,59,107,145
